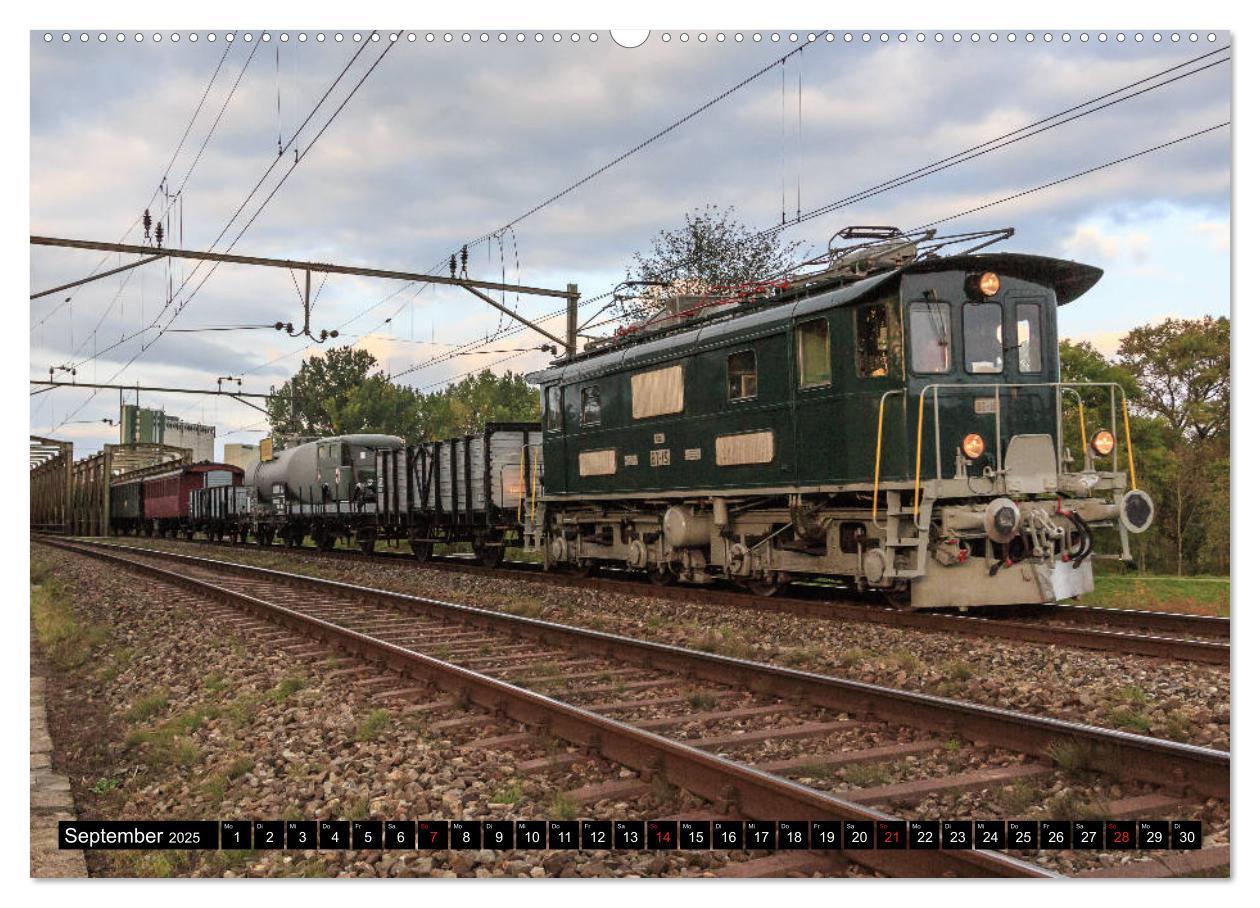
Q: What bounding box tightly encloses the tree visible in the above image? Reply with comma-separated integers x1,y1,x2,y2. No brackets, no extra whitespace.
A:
616,204,804,321
416,370,540,439
1116,316,1229,441
266,346,423,444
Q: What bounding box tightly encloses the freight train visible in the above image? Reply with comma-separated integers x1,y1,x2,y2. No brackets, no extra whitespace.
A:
105,228,1156,609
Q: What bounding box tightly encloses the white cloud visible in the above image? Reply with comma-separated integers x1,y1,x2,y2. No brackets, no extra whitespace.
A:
1193,219,1230,253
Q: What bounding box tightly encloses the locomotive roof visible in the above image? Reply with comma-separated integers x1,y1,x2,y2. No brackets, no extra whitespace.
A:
528,252,1101,386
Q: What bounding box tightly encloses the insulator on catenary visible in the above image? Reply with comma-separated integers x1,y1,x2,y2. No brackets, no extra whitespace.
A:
143,209,152,241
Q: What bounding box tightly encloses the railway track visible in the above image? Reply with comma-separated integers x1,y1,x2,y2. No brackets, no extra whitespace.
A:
42,537,1229,878
97,534,1229,664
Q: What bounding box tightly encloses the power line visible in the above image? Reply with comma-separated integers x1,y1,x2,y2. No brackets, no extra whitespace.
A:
67,34,391,377
462,39,813,252
913,121,1230,230
752,47,1230,240
50,33,399,431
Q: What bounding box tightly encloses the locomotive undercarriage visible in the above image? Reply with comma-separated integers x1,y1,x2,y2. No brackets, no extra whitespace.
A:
537,480,1137,608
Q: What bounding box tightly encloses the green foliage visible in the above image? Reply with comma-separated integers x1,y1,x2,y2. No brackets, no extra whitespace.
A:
267,346,424,443
1059,315,1229,576
416,369,540,439
266,345,539,446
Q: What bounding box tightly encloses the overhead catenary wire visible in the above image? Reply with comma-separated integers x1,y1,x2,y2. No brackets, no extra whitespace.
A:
50,33,398,432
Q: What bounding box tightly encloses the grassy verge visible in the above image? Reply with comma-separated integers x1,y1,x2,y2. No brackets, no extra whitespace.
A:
31,560,108,670
1074,573,1229,616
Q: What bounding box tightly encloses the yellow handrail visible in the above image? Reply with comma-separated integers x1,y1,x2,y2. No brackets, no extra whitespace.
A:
912,391,926,522
871,391,902,520
529,452,541,524
1076,397,1088,463
1120,391,1137,488
516,447,527,523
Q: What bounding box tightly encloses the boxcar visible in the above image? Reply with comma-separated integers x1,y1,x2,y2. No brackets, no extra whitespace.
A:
141,462,244,537
109,477,145,535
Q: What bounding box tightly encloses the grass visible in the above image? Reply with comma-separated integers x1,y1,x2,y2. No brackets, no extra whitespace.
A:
997,779,1038,815
126,690,170,723
268,675,307,704
781,645,823,668
942,660,973,683
838,647,870,669
1046,739,1091,775
686,690,717,711
91,777,120,795
1076,573,1230,617
490,780,524,805
695,624,755,660
795,762,834,780
844,762,891,788
354,708,392,741
550,792,578,820
31,576,108,670
226,756,255,780
1106,706,1153,734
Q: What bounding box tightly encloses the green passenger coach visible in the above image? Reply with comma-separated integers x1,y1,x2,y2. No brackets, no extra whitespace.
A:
527,232,1154,609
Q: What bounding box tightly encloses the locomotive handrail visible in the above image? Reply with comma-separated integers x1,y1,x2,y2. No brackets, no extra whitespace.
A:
871,389,906,519
911,381,1137,521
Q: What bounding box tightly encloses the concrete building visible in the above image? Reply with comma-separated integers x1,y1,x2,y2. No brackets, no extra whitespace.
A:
119,405,216,463
222,442,260,472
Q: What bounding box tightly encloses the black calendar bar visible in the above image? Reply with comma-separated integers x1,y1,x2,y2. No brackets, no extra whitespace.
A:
57,818,1205,851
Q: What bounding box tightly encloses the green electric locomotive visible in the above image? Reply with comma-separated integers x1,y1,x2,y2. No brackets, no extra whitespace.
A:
525,227,1154,608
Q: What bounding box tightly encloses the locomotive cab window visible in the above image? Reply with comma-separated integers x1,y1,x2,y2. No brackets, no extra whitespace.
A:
856,303,891,377
795,318,831,388
580,385,601,426
545,386,563,431
964,302,1004,374
340,444,352,466
908,301,952,374
1016,302,1043,373
727,349,758,401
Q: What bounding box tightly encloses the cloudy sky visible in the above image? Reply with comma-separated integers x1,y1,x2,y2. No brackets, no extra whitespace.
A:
29,29,1231,456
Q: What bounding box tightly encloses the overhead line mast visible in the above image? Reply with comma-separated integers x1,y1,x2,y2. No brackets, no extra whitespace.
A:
30,235,581,358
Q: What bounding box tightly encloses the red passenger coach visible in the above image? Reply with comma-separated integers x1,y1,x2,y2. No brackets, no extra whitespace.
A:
141,462,244,537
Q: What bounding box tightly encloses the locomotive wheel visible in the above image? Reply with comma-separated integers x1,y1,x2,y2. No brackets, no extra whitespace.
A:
568,560,594,579
474,540,505,568
409,539,434,562
742,576,784,598
648,566,675,587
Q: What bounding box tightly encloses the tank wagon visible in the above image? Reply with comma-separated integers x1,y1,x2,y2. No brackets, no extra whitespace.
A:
524,231,1154,608
375,422,542,565
236,433,403,549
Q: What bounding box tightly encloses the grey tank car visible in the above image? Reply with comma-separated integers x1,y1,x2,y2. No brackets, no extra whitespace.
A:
243,433,403,548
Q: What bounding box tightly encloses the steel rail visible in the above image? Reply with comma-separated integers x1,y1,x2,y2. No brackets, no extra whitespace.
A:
41,536,1051,878
55,537,1230,800
107,535,1229,663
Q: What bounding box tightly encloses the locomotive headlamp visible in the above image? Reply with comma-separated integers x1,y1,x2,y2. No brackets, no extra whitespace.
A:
1090,429,1116,457
966,271,1001,298
962,433,986,460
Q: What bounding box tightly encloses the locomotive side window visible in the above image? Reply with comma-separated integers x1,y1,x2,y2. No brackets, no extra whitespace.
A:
964,302,1004,374
1016,302,1043,373
631,364,685,419
908,301,952,374
795,318,832,388
545,386,563,431
856,303,890,377
580,385,602,426
727,349,758,401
